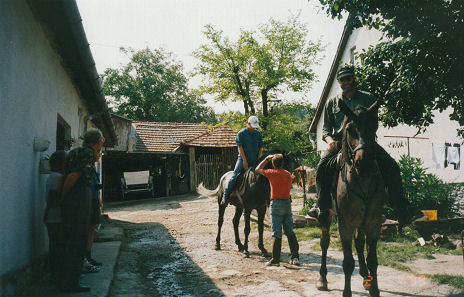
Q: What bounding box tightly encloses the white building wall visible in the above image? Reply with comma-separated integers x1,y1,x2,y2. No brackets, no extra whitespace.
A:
0,0,90,275
316,26,463,182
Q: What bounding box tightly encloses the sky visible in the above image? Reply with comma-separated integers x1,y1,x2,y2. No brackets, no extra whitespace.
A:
76,0,346,113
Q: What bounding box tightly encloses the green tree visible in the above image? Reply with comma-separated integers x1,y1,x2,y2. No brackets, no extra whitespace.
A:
263,101,320,168
318,0,464,136
218,102,319,168
192,15,323,122
102,47,216,123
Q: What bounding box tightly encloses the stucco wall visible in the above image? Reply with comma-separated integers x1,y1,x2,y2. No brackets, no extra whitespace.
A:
316,26,463,182
0,0,90,275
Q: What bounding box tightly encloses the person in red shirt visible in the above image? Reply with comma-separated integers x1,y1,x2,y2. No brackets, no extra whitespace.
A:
256,154,299,266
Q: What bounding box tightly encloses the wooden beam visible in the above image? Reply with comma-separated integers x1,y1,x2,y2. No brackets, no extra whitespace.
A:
189,147,196,192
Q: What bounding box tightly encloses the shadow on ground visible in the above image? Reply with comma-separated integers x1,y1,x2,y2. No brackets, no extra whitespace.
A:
109,218,225,297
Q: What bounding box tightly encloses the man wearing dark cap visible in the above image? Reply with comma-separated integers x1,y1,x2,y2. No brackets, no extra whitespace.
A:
314,65,424,228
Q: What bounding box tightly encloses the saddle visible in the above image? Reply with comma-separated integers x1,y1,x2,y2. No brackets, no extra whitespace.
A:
230,168,255,207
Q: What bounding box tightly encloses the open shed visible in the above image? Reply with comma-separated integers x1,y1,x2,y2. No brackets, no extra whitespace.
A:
103,119,237,201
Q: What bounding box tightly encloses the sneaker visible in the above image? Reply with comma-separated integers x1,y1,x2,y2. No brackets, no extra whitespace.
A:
87,258,102,266
82,260,100,273
290,258,300,266
266,259,280,266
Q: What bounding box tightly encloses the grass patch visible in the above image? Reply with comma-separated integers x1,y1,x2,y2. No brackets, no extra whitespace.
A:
293,224,341,251
425,274,464,290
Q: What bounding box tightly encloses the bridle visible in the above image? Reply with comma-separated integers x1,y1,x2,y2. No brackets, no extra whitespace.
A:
342,127,379,202
345,129,368,167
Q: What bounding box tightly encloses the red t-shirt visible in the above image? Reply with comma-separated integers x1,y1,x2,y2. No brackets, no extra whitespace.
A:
261,169,292,200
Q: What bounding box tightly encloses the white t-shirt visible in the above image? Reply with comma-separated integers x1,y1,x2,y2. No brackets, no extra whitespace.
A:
45,172,62,223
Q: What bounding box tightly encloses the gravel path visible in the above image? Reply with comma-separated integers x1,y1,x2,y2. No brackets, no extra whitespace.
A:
106,194,463,297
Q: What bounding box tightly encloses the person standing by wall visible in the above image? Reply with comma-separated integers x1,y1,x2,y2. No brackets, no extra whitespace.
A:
59,128,104,292
82,164,103,273
43,150,66,287
256,154,299,266
221,115,263,205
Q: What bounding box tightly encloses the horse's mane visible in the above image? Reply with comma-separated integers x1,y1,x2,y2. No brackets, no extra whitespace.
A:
340,106,378,167
340,118,352,167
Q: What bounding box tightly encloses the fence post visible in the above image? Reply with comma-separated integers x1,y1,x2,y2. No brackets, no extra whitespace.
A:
302,170,307,206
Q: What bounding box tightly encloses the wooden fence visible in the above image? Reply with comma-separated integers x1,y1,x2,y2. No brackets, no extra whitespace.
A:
195,154,223,189
195,148,237,189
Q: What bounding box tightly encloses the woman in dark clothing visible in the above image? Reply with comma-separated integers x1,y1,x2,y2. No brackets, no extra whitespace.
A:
44,150,66,285
59,129,104,292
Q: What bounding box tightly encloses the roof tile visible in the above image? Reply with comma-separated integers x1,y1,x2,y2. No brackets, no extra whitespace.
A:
133,122,236,153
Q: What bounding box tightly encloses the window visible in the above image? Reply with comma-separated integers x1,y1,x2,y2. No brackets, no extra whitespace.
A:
56,114,71,150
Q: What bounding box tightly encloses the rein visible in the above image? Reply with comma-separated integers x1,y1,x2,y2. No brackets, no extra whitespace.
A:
342,136,380,202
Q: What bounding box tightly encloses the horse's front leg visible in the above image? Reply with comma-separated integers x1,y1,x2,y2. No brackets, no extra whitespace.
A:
340,222,355,297
364,234,380,297
215,203,227,250
232,207,244,251
317,215,332,291
243,209,252,257
257,207,268,257
355,229,369,280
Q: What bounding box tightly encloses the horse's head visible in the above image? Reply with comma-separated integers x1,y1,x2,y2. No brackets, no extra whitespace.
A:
339,99,380,175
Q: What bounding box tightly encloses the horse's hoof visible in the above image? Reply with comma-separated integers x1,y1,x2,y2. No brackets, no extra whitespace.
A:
363,278,372,290
214,244,221,250
343,291,352,297
260,249,269,257
368,287,380,297
237,244,244,252
316,280,328,291
243,251,250,258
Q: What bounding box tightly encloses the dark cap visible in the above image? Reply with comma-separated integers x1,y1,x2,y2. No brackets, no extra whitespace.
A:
336,65,355,80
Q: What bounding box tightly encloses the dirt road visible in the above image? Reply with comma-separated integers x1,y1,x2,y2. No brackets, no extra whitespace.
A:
106,194,463,297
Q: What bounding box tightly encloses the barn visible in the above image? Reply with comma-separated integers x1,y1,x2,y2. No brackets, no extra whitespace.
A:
103,117,237,201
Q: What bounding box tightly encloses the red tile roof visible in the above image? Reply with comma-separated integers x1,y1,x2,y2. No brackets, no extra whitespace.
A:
182,124,236,148
133,122,236,153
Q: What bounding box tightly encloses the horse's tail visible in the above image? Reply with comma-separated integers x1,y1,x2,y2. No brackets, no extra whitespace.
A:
197,183,221,198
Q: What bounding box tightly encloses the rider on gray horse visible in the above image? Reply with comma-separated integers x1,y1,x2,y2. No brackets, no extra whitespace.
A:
314,65,424,228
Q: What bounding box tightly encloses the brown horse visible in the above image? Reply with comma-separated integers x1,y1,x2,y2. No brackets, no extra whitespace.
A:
317,99,387,297
197,166,270,257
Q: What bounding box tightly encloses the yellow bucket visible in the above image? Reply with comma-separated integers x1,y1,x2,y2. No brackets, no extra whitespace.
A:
421,210,437,221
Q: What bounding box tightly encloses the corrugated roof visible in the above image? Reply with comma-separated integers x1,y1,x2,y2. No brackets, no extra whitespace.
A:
182,124,236,148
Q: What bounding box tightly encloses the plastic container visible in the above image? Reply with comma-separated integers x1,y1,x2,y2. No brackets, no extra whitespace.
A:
421,210,437,221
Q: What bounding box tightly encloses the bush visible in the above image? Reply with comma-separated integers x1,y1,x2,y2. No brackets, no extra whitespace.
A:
392,155,457,219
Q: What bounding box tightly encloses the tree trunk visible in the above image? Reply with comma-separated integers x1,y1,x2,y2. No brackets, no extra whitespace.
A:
242,99,249,114
247,97,255,114
261,89,269,130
